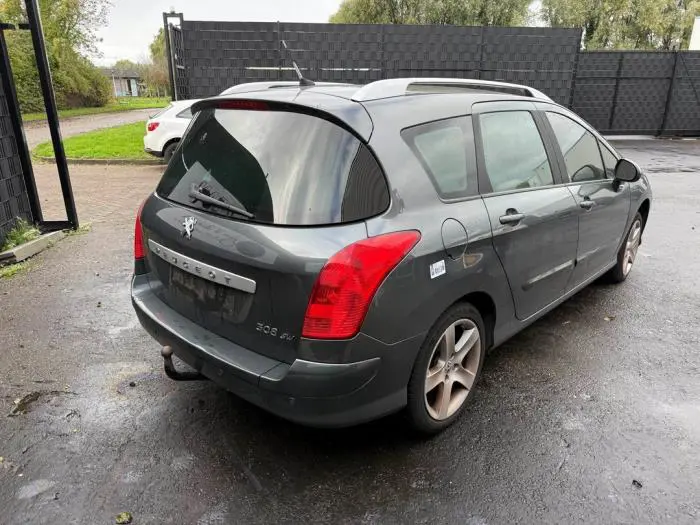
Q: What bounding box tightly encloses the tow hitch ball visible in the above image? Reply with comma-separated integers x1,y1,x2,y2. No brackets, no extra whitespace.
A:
161,346,208,381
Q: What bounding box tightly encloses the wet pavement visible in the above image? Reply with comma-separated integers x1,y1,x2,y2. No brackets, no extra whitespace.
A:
1,140,699,524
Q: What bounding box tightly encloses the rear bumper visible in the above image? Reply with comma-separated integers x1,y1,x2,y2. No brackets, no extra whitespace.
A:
144,147,163,158
131,275,415,427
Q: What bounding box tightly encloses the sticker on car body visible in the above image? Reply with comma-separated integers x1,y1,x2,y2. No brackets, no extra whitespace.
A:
430,260,446,279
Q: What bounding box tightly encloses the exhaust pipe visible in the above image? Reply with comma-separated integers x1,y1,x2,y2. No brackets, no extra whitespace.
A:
161,346,208,381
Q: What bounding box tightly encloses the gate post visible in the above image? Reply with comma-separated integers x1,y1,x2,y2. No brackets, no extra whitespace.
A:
163,13,184,101
659,51,679,136
477,27,485,80
277,21,282,80
568,29,583,109
163,13,176,100
608,53,624,133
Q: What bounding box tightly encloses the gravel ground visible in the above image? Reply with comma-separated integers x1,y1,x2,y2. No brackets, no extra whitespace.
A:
0,140,698,524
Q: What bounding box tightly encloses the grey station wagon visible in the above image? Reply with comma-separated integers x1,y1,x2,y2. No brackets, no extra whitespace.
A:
131,78,652,433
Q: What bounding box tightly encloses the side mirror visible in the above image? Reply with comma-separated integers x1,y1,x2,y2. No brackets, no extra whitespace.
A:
615,158,641,182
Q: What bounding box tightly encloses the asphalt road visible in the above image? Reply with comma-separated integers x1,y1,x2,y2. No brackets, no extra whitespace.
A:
23,109,156,149
0,140,698,524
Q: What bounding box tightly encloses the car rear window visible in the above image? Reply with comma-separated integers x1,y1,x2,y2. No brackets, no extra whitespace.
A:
157,107,389,225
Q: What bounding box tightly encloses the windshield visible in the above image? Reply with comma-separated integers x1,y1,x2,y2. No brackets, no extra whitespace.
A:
157,107,388,225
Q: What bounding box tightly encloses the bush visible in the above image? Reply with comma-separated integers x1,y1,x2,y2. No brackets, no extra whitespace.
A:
5,31,112,112
5,32,44,113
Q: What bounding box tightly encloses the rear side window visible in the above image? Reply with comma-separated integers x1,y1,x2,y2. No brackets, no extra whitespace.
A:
157,107,389,225
479,111,554,192
402,116,476,199
546,112,605,182
176,107,193,119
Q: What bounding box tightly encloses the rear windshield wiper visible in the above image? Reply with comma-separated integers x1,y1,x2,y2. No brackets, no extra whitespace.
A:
189,184,255,219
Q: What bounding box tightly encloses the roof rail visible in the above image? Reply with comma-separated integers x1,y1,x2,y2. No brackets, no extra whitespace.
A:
350,78,552,102
220,81,355,96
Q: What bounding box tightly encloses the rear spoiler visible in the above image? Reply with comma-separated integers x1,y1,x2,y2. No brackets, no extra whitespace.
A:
190,95,374,141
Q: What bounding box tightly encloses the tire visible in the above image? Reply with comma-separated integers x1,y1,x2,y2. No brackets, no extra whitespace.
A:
407,302,486,434
162,141,179,164
607,212,643,284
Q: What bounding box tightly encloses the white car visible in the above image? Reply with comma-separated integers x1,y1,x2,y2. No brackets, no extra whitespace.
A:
143,99,200,162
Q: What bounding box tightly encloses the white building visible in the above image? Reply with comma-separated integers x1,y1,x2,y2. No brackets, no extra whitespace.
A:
689,16,700,50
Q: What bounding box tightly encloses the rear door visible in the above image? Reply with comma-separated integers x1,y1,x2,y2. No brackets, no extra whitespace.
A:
474,101,579,320
140,101,390,363
540,108,631,285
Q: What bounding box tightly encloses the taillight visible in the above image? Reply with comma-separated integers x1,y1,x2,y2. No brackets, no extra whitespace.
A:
147,122,159,132
302,231,421,340
134,199,146,261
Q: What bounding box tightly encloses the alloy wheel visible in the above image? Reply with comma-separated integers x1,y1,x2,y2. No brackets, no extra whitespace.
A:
623,219,642,276
424,318,481,421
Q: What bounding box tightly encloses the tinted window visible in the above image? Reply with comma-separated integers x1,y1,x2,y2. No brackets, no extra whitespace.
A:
402,117,475,199
176,107,193,119
158,108,389,225
546,112,605,183
600,142,618,178
480,111,554,192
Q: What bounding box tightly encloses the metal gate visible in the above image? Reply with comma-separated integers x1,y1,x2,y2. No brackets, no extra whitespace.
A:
166,12,700,136
572,51,700,135
164,13,189,101
0,0,78,247
175,17,581,106
0,23,36,244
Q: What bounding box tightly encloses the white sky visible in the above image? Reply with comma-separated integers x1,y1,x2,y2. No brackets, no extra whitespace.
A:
95,0,343,65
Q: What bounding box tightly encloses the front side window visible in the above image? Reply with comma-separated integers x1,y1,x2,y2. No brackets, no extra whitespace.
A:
479,111,554,192
600,142,619,178
546,112,606,183
402,116,476,199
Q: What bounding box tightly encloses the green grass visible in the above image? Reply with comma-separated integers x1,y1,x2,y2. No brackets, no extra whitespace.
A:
33,122,152,161
0,262,28,279
1,218,41,252
22,97,170,122
65,223,92,236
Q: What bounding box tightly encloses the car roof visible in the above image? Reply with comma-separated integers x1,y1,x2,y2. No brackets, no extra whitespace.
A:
193,79,560,140
215,78,551,103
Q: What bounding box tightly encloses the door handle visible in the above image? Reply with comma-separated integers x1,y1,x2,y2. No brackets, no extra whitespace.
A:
499,213,525,225
580,200,595,210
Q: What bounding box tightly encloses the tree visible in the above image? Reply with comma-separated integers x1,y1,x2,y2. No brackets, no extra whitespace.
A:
329,0,531,26
541,0,700,50
0,0,113,111
146,28,170,97
0,0,110,54
112,59,140,74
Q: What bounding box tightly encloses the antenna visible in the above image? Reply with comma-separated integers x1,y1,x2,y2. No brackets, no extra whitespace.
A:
281,40,315,87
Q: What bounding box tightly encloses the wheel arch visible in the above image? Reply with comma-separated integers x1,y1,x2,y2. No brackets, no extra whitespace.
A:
163,137,181,151
454,291,496,351
638,199,650,232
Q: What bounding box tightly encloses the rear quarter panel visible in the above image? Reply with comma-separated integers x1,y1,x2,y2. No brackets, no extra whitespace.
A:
362,113,516,352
